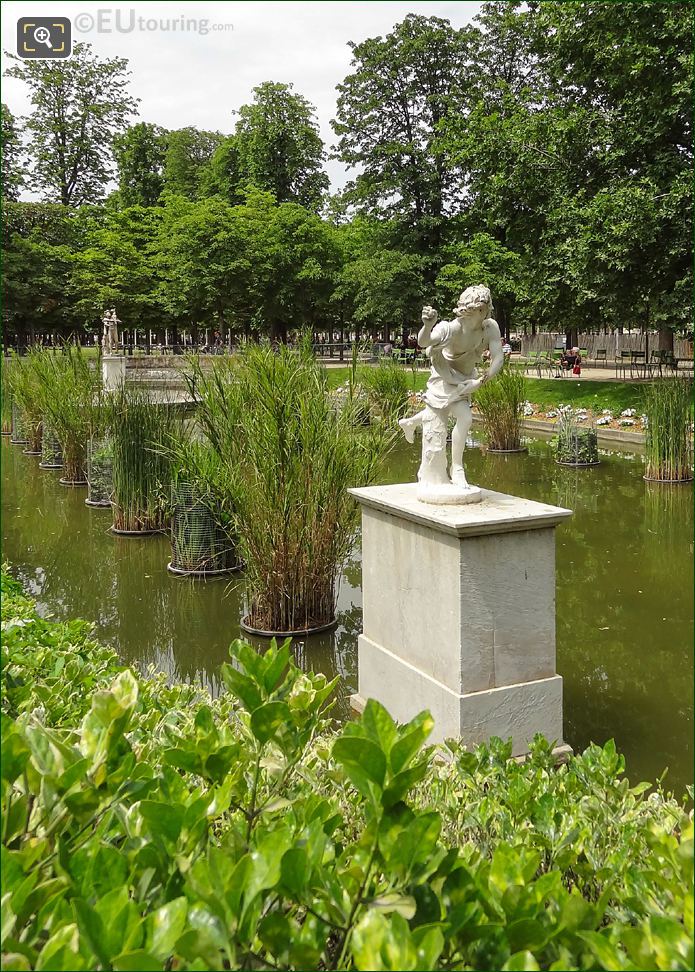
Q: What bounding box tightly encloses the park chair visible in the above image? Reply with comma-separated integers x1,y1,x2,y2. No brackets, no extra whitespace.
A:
663,352,679,375
579,348,589,364
524,351,539,373
595,348,608,368
649,349,666,376
614,350,631,379
549,349,564,377
630,350,647,378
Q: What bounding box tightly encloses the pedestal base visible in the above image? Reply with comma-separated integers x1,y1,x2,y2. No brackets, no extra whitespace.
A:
353,635,563,754
348,483,572,758
102,355,126,392
417,482,482,505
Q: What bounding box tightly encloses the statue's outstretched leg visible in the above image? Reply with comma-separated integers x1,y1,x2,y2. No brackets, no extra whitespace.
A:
398,409,425,444
450,399,473,487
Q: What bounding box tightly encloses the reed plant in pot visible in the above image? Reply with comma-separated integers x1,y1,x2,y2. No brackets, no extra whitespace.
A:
167,437,241,575
360,358,410,425
643,378,693,483
475,364,527,452
107,386,179,534
10,402,29,445
6,349,53,454
85,437,113,506
189,342,393,635
1,354,16,435
39,346,104,485
39,418,63,469
555,410,600,466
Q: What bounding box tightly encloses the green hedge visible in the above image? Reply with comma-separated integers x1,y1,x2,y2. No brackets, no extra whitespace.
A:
1,567,692,971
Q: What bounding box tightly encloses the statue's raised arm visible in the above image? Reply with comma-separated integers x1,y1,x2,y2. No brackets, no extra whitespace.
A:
418,305,438,347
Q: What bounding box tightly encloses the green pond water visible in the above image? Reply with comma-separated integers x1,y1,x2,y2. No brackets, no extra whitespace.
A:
2,434,692,794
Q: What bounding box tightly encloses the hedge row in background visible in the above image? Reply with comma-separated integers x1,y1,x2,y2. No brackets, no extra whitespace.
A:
1,567,692,971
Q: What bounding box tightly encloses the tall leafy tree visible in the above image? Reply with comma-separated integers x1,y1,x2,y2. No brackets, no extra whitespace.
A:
439,0,692,343
4,42,138,206
334,219,426,340
113,122,168,207
199,135,242,203
2,201,82,342
155,194,245,334
332,15,474,254
163,127,224,200
70,206,164,330
235,82,328,212
1,103,24,200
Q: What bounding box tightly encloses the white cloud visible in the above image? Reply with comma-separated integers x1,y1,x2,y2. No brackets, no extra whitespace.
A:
1,0,483,191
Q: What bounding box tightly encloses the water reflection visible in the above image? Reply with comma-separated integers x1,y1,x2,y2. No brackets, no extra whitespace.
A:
2,435,692,793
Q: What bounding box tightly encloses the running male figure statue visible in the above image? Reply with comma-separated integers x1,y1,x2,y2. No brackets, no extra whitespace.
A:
399,284,504,503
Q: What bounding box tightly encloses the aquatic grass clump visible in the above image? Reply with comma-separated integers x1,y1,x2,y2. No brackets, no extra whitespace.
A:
360,358,410,425
475,365,527,452
644,378,693,483
190,343,393,634
107,386,179,533
38,346,104,484
167,437,240,574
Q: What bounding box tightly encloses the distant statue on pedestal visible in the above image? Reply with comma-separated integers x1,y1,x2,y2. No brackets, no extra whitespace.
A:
102,308,121,356
399,285,504,503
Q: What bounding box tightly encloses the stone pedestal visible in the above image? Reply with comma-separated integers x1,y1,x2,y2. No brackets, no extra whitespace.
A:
348,484,572,755
102,355,126,392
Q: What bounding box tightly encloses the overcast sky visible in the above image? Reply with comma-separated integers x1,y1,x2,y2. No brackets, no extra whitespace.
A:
1,0,483,191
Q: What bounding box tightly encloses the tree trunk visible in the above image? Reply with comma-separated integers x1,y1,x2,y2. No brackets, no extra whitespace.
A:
565,327,578,349
658,325,674,353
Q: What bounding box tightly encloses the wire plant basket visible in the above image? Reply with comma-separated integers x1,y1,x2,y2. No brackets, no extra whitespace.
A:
555,413,600,467
1,400,11,435
168,482,241,576
10,402,29,445
86,437,113,508
39,420,63,469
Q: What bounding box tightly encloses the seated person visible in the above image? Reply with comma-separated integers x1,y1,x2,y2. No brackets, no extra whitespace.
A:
502,340,512,356
561,347,582,373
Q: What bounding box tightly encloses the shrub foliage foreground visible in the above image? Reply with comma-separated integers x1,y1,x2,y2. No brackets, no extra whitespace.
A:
1,568,692,971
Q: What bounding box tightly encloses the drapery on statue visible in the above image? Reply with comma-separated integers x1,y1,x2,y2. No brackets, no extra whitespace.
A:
398,285,504,504
101,308,121,355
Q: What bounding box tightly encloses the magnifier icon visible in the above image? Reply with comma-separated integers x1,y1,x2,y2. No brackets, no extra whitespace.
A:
33,26,53,49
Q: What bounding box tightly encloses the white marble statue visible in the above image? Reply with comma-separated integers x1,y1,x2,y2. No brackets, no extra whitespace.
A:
102,308,121,355
399,284,504,503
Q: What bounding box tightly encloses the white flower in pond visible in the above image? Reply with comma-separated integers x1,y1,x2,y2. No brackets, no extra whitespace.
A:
602,409,613,415
596,416,612,426
523,402,534,416
545,410,558,418
621,408,636,417
640,415,649,426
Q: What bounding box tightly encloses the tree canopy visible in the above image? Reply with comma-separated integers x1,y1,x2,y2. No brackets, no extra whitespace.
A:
3,3,692,345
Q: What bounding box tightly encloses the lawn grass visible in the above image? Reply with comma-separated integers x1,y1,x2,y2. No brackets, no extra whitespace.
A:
323,365,650,413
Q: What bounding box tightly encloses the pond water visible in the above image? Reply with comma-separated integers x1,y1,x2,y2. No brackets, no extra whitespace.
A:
2,434,692,794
